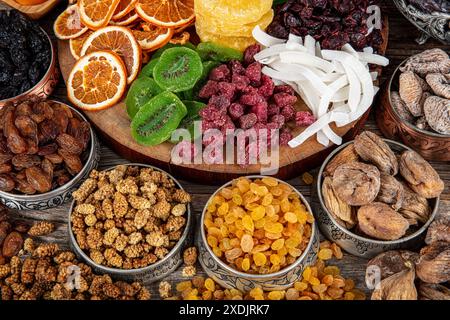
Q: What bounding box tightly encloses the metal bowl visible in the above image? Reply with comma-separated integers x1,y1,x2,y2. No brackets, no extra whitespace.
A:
0,25,59,107
68,163,193,284
0,100,100,210
312,139,439,259
377,58,450,161
393,0,450,44
198,176,319,292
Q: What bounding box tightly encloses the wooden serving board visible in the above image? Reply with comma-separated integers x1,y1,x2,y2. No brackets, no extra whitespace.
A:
57,20,388,185
1,0,59,19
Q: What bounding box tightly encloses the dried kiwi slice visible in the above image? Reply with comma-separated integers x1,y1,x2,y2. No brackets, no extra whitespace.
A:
172,101,206,142
153,47,203,93
126,77,163,119
196,42,243,62
131,92,187,146
140,58,159,78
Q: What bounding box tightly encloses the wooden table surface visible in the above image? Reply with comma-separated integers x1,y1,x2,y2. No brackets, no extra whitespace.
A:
1,0,449,299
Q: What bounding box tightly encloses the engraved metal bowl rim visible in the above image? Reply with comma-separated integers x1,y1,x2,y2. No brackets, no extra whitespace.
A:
387,58,450,138
0,24,56,105
68,163,192,275
200,175,317,279
0,99,97,200
317,139,439,245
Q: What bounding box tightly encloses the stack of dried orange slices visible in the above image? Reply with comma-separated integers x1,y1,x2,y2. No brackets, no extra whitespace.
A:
54,0,195,111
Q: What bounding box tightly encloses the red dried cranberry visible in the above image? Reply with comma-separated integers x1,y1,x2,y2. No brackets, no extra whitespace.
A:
201,120,217,132
243,44,261,66
281,105,295,121
229,60,246,76
228,103,245,121
258,75,275,98
200,105,226,122
209,64,230,82
209,95,231,110
269,114,285,129
279,128,293,146
245,62,262,85
239,113,258,129
217,82,236,100
231,74,250,91
295,111,316,127
198,80,219,99
250,101,268,124
240,93,265,106
273,93,297,107
274,85,295,95
267,104,280,117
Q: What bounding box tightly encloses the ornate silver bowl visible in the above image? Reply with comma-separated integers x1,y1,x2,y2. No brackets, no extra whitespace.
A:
393,0,450,44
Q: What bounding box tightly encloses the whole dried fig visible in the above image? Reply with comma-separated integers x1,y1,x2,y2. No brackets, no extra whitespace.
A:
357,202,410,240
367,250,419,282
418,283,450,300
416,242,450,284
399,71,424,116
399,150,444,199
376,174,404,210
426,73,450,99
390,91,414,122
25,166,52,193
399,182,431,225
332,162,381,206
371,262,417,300
323,144,359,177
56,133,84,155
322,177,356,229
2,231,23,258
354,131,398,175
423,95,450,135
425,217,450,245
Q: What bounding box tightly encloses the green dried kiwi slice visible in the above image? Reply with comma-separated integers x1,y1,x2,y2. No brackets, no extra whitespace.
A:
153,42,197,59
196,42,243,62
140,58,160,78
126,77,163,120
153,47,203,93
171,101,206,142
131,92,187,146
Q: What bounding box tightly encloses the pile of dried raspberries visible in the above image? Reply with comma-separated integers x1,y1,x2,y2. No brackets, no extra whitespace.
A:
0,99,91,194
267,0,384,51
198,44,315,151
70,165,191,270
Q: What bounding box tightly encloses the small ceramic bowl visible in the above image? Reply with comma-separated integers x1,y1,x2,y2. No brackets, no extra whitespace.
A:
377,58,450,162
0,100,100,210
68,164,193,284
198,176,319,292
312,139,439,259
0,26,59,108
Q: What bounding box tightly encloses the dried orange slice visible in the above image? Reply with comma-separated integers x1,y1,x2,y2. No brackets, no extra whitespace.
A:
110,10,140,26
135,0,195,28
132,23,173,51
81,26,141,84
67,51,127,111
69,30,93,60
78,0,120,30
112,0,137,20
169,31,190,45
54,4,89,40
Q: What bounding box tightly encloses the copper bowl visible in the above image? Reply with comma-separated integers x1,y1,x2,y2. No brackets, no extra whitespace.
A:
0,26,59,108
377,59,450,162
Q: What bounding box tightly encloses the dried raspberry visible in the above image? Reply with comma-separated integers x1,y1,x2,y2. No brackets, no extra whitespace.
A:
273,93,298,107
229,59,245,76
241,85,258,95
295,111,316,127
245,62,262,85
269,114,285,129
198,80,219,99
217,82,236,100
274,85,295,95
250,101,268,124
280,128,293,146
239,113,258,129
200,105,226,122
240,93,265,106
209,64,230,82
209,95,231,111
267,104,280,117
231,74,250,91
201,120,217,132
228,103,245,121
281,105,295,121
243,44,261,66
258,75,275,98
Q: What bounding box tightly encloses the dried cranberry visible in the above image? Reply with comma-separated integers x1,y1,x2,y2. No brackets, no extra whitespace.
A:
231,74,250,91
200,105,226,123
217,82,236,100
239,113,258,130
267,104,280,117
240,93,265,106
245,62,262,85
201,120,217,132
279,128,293,146
274,85,295,95
251,102,268,124
295,111,316,127
269,115,285,129
209,64,230,82
243,44,261,66
198,80,219,99
228,103,245,121
281,105,295,121
209,95,231,111
273,93,297,107
258,75,275,98
229,60,245,76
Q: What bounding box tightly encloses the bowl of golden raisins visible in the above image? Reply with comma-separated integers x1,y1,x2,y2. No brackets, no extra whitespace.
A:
198,176,320,292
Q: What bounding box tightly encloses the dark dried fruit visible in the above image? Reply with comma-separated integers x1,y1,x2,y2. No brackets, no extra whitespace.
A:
367,250,419,281
0,174,15,192
375,174,404,211
425,217,450,245
25,166,52,193
11,154,41,170
2,231,23,258
418,283,450,300
399,182,431,225
58,149,83,176
371,262,417,300
56,133,84,155
324,144,359,177
416,242,450,284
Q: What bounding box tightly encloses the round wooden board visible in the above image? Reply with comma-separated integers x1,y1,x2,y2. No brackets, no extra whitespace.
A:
57,21,388,184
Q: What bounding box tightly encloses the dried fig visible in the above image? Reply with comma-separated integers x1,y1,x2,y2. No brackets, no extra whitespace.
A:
0,174,15,192
405,49,448,65
323,144,359,177
376,174,404,210
399,71,424,116
11,154,41,170
58,149,83,176
418,283,450,300
371,262,417,300
25,166,52,193
357,202,409,240
426,73,450,99
424,95,450,135
332,162,380,206
416,242,450,284
415,116,430,131
367,250,419,281
399,150,444,198
354,131,398,175
56,133,84,155
399,182,431,225
2,231,23,258
425,217,450,245
321,177,356,229
390,91,414,122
